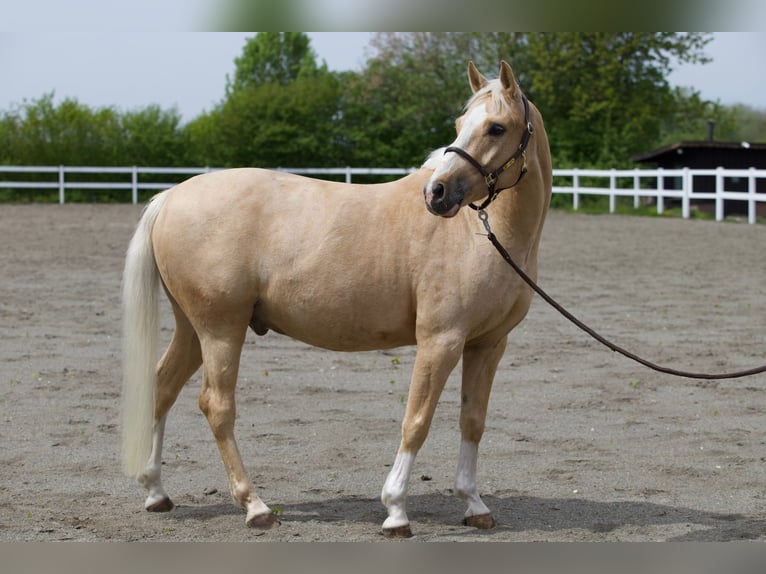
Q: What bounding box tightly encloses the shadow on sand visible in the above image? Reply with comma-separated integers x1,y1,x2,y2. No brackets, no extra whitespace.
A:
166,492,766,541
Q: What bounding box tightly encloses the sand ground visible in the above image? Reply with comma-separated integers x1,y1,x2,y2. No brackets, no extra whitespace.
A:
1,204,765,541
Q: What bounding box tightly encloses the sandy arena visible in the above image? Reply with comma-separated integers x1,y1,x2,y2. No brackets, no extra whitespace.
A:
1,203,765,541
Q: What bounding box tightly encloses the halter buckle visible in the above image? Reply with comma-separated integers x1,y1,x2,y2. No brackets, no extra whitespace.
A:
484,172,497,190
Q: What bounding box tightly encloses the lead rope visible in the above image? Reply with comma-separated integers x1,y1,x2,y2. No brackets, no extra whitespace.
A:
477,209,766,380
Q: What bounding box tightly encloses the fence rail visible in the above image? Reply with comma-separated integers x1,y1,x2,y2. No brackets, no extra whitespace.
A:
552,167,766,224
1,165,765,223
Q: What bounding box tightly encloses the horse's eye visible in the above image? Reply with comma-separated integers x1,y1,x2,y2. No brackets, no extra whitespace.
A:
488,123,506,137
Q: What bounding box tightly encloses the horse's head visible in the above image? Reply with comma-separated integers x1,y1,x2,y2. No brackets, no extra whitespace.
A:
424,60,533,217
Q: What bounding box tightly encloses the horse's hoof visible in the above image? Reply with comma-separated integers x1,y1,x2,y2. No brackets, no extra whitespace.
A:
463,513,496,529
247,511,281,530
146,497,175,512
382,524,413,539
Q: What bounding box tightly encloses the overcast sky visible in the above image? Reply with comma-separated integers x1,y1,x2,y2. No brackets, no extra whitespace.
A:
1,32,765,124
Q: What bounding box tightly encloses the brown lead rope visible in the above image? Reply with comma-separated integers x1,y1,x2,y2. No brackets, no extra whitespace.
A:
477,210,766,380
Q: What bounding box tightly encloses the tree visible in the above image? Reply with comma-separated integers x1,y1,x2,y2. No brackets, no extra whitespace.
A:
340,33,515,166
0,109,19,164
186,34,343,168
227,32,322,93
0,94,191,167
1,32,736,180
349,33,713,169
215,73,342,167
726,104,766,143
119,105,186,166
524,33,712,167
655,86,731,145
0,93,121,165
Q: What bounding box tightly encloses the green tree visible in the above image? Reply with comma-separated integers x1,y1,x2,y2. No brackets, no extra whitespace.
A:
1,32,733,181
654,86,730,145
183,108,223,166
0,94,189,167
227,32,321,93
191,72,342,168
187,32,343,168
343,33,530,166
0,109,19,164
119,105,186,166
349,33,713,169
0,93,122,165
726,104,766,143
524,32,711,167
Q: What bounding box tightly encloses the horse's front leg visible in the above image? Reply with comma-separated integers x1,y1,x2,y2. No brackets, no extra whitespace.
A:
454,336,507,529
381,333,464,538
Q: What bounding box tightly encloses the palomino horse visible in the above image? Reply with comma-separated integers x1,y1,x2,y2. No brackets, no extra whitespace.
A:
121,61,552,537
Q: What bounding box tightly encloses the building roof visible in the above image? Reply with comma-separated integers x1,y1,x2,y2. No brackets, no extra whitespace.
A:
632,140,766,164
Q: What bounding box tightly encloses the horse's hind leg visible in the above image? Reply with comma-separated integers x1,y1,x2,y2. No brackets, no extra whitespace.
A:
454,336,507,529
139,300,202,512
197,324,278,529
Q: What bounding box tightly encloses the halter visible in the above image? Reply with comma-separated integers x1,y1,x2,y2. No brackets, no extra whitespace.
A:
444,91,534,211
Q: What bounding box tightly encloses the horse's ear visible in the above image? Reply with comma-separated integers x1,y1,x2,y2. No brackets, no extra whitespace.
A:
468,61,488,93
499,60,517,97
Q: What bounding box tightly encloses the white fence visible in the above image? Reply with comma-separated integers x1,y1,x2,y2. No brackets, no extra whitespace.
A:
553,167,766,225
1,165,765,224
0,165,415,205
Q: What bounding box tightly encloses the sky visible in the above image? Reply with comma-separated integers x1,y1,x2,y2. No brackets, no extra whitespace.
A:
1,31,765,124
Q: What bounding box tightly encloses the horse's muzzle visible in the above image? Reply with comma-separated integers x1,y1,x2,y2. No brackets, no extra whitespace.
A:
423,180,464,218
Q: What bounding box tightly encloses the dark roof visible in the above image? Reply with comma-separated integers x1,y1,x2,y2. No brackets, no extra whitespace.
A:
632,140,766,163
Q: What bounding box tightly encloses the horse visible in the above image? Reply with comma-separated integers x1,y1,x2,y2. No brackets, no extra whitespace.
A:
121,60,552,538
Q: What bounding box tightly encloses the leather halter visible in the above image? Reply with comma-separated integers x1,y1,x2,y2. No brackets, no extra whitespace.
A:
444,92,534,211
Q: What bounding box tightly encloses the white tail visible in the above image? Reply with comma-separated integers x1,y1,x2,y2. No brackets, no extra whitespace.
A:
120,191,168,479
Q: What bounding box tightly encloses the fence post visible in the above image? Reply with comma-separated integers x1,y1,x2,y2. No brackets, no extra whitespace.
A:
573,169,579,211
715,166,724,221
681,167,690,219
131,166,138,204
633,169,640,209
58,165,65,204
748,167,756,224
609,169,616,213
345,167,352,184
656,168,664,215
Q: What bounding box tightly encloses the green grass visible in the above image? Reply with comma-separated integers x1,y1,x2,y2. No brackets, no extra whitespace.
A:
549,194,758,222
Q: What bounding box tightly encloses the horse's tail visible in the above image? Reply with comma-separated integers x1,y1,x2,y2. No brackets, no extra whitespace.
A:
120,190,168,479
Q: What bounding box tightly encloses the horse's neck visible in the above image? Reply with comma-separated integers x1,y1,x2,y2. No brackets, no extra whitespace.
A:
489,181,548,257
495,107,551,258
